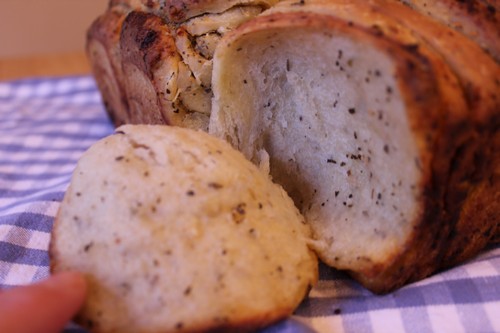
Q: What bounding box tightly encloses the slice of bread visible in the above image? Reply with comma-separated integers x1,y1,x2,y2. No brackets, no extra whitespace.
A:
209,0,499,293
50,125,317,333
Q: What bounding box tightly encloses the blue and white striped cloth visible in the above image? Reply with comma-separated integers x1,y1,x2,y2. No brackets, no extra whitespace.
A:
0,76,499,333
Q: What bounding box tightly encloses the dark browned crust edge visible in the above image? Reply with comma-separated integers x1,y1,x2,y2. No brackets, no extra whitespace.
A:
397,0,500,62
86,8,131,126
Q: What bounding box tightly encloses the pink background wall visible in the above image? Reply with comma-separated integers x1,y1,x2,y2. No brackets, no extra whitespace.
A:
0,0,106,58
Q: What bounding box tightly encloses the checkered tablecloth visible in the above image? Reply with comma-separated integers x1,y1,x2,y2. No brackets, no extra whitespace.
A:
0,76,499,333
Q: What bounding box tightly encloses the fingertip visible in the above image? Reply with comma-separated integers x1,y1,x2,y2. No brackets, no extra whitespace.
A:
48,271,87,291
0,271,88,333
45,271,87,305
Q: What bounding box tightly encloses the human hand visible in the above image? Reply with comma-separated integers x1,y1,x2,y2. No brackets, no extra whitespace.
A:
0,272,87,333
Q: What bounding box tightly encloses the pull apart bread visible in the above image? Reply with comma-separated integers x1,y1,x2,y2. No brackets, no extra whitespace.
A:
87,0,279,130
83,0,499,297
50,125,318,333
209,0,500,293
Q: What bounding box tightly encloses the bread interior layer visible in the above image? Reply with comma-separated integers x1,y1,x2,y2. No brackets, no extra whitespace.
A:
211,29,422,269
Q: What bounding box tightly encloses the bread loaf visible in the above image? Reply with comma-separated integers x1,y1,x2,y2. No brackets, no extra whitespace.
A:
85,0,499,294
209,0,499,293
50,125,318,333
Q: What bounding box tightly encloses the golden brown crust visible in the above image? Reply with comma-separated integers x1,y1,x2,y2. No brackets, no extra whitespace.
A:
397,0,500,62
86,7,130,126
371,0,500,126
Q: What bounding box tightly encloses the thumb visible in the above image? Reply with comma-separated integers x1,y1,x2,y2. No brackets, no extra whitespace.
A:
0,271,87,333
